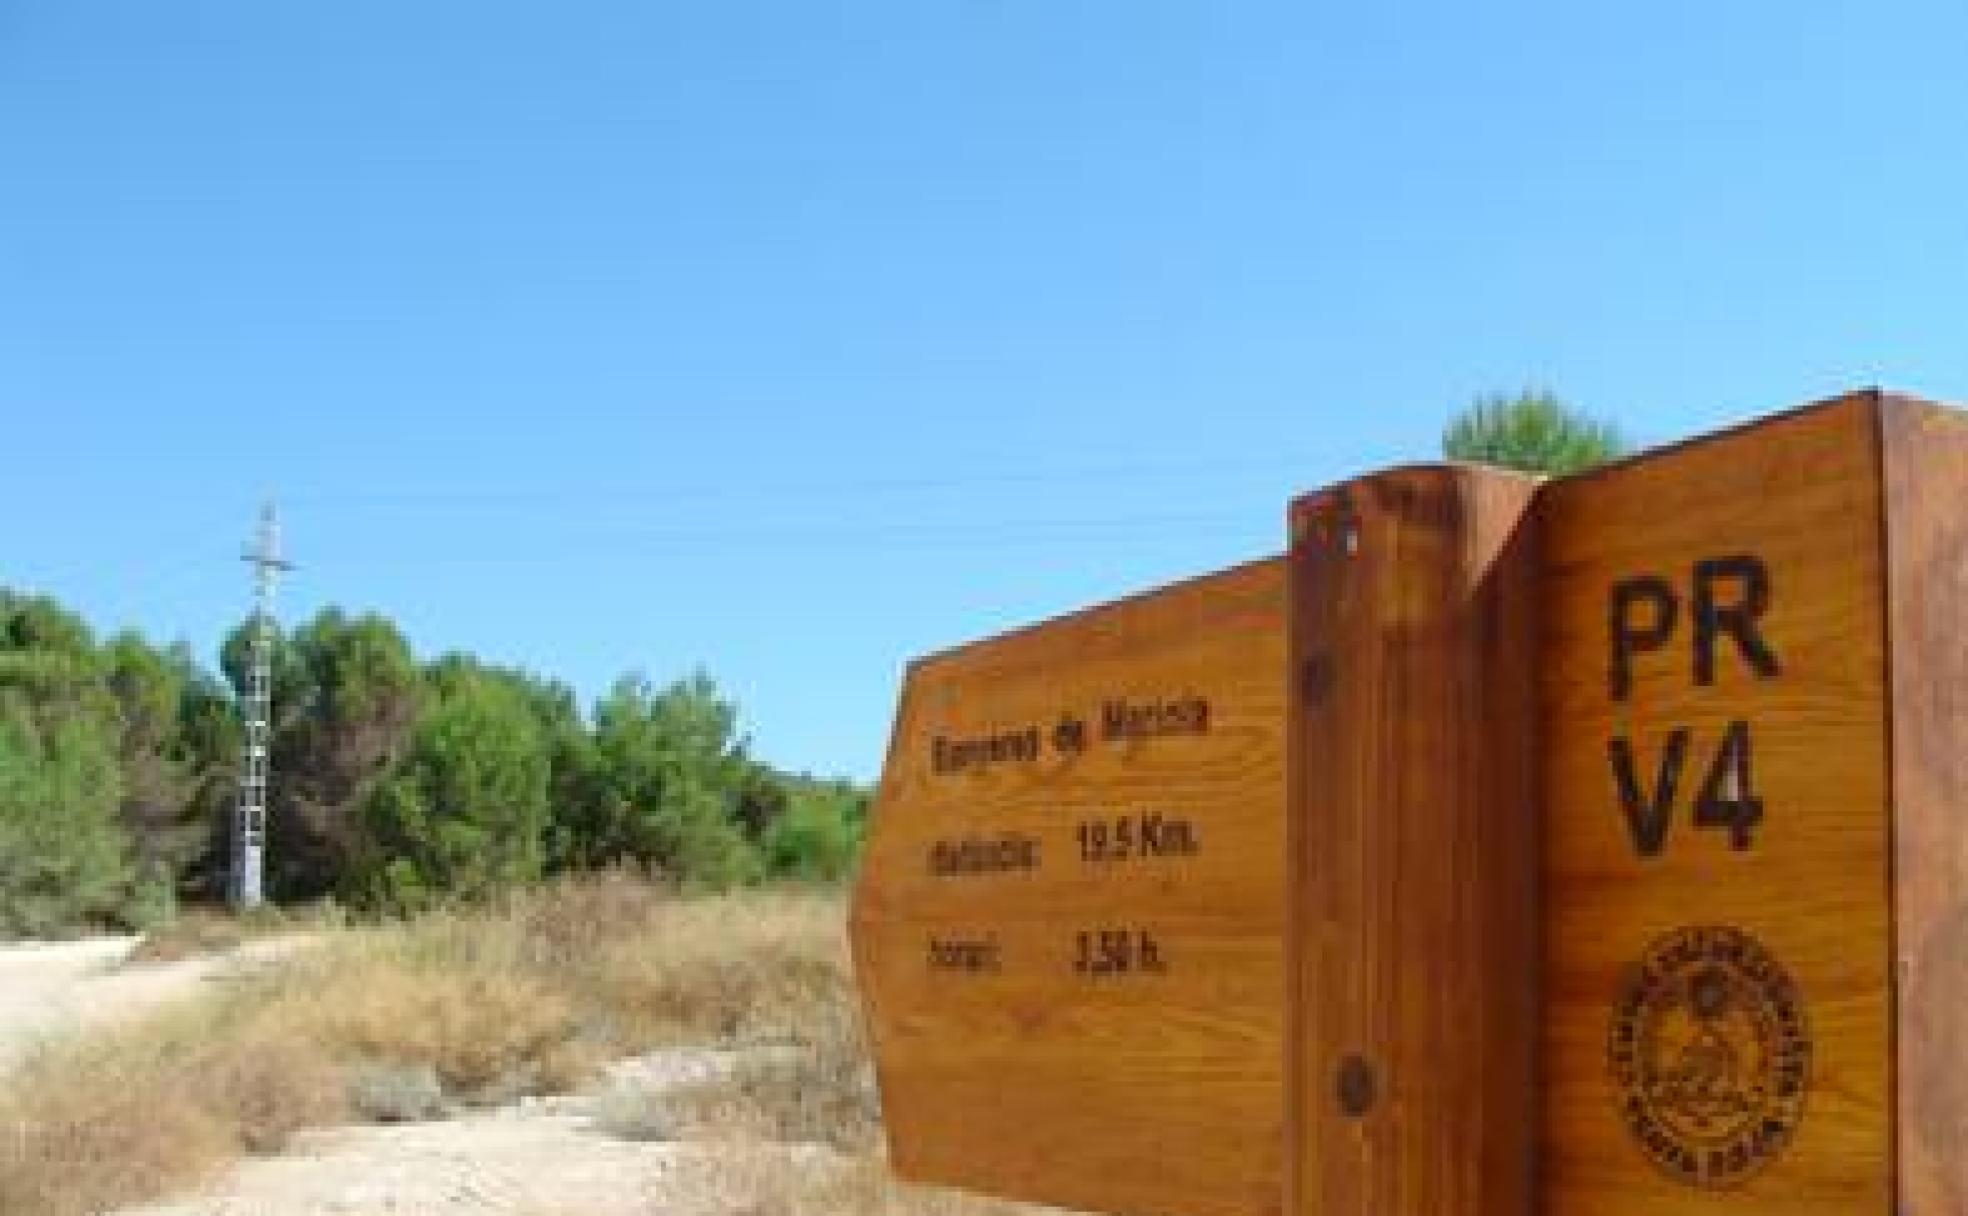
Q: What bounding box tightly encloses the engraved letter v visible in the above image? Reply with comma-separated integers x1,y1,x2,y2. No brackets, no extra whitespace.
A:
1607,730,1689,858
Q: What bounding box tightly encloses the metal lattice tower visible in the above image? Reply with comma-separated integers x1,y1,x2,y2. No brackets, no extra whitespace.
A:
233,502,294,909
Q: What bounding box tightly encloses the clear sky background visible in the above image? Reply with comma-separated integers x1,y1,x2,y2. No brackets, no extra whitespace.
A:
3,3,1963,781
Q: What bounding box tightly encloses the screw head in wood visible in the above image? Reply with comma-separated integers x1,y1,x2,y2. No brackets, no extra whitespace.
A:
1336,1054,1377,1117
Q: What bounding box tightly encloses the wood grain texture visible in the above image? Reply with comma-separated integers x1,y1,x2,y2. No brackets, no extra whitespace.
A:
1287,465,1541,1216
1880,394,1968,1214
851,558,1288,1216
1539,394,1892,1213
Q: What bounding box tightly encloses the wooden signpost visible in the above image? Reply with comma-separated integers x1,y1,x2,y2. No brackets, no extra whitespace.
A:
1288,465,1541,1216
850,558,1289,1216
1542,393,1968,1214
852,389,1968,1215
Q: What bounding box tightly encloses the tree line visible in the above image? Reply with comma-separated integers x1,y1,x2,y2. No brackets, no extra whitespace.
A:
0,591,866,936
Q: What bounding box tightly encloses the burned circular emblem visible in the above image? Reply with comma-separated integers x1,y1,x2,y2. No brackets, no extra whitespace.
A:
1608,925,1811,1188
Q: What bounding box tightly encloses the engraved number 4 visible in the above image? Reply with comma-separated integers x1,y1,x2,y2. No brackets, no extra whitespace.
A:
1608,719,1761,857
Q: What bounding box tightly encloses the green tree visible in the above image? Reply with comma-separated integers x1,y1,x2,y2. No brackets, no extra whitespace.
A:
732,762,791,842
101,633,205,902
0,577,867,923
171,655,244,900
0,594,109,727
0,594,140,933
0,590,98,659
355,669,550,912
1442,389,1629,476
228,609,423,901
0,689,132,936
422,654,605,883
569,671,758,886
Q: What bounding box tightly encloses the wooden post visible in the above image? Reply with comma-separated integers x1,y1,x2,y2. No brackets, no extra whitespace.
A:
1881,395,1968,1214
1287,465,1541,1216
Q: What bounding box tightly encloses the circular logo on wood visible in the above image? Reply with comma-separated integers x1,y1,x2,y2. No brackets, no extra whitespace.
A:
1608,925,1811,1188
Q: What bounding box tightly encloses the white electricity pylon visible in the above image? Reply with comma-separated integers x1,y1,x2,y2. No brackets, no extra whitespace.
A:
233,502,294,909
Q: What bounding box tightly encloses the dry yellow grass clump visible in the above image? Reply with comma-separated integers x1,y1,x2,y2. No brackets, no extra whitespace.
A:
0,999,347,1215
0,875,871,1216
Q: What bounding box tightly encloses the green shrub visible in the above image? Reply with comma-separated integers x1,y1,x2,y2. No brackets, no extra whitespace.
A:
763,793,860,882
346,1061,447,1123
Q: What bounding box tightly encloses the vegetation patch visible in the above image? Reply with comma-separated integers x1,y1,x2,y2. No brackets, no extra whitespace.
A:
0,877,860,1216
0,589,870,945
0,1004,346,1216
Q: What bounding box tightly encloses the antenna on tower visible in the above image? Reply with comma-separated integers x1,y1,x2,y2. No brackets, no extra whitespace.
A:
233,501,294,910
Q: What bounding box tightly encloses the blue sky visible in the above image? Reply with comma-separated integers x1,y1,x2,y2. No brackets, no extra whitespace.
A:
3,3,1963,780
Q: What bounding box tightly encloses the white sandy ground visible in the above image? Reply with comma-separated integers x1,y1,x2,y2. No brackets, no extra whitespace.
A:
119,1050,854,1216
0,940,862,1216
122,1057,854,1216
0,935,301,1070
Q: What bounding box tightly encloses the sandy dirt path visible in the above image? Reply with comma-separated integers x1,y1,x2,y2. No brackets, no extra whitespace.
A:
118,1052,852,1216
0,936,295,1069
0,941,872,1216
119,1106,851,1216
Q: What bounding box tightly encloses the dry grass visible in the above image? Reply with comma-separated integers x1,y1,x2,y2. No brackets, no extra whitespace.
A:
564,885,853,1048
0,874,873,1216
124,908,250,964
126,901,343,965
0,1003,346,1216
642,996,881,1153
271,958,589,1101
